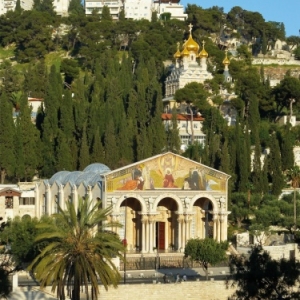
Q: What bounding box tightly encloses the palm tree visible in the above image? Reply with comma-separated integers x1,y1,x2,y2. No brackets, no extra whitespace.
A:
287,166,300,231
28,197,124,300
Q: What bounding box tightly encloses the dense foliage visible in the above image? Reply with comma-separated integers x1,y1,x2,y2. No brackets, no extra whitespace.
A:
0,4,300,234
228,247,300,299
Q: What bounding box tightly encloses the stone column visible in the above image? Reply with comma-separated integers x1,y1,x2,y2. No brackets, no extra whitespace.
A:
165,220,169,250
149,217,153,253
177,215,183,251
141,216,147,253
212,214,218,240
220,214,225,241
182,217,186,249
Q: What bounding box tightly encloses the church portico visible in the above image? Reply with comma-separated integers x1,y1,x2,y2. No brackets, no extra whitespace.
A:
36,152,230,257
107,187,229,254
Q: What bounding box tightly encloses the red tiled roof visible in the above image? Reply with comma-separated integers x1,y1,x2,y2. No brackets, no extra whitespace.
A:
161,113,204,121
28,97,44,102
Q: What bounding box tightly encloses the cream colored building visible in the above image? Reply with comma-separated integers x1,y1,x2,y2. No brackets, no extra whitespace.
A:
32,152,230,253
0,153,230,253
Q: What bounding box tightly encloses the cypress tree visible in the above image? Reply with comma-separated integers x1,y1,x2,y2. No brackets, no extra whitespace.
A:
117,114,134,166
220,133,230,174
269,133,284,196
41,65,62,177
150,83,166,155
0,93,16,183
101,5,112,21
280,125,294,172
56,130,73,171
104,119,119,169
59,89,74,140
14,118,25,182
78,126,90,170
15,94,40,181
90,127,105,163
15,0,22,13
167,108,181,153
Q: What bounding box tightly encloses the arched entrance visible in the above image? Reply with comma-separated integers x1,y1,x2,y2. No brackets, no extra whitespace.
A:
192,198,214,239
155,197,178,251
120,197,142,251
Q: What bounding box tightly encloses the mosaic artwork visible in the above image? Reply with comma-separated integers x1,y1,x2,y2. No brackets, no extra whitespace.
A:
106,153,228,192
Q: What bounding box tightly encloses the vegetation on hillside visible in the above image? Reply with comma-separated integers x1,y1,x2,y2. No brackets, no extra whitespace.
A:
0,3,300,235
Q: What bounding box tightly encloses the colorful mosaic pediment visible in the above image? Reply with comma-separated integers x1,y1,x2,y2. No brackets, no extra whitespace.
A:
106,153,229,192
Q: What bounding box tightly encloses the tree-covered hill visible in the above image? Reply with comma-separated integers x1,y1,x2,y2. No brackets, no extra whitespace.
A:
1,2,300,235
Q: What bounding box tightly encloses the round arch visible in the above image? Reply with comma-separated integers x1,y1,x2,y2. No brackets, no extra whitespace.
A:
188,193,219,213
114,194,147,213
152,193,184,213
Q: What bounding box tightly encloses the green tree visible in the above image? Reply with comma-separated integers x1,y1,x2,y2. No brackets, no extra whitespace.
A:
0,256,13,298
269,133,284,196
68,0,84,15
184,238,227,280
287,166,300,231
101,5,112,21
166,108,181,153
28,198,124,300
0,216,41,265
0,92,16,183
228,246,300,300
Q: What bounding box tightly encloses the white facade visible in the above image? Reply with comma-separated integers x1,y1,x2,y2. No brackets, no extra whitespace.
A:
85,0,123,19
0,0,33,15
154,1,187,21
53,0,70,16
124,0,152,20
0,0,69,16
162,113,206,151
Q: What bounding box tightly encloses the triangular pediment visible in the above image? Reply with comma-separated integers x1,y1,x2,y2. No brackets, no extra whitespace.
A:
0,187,21,197
104,152,230,192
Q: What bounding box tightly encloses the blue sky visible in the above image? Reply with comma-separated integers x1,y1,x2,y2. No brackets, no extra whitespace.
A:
180,0,300,37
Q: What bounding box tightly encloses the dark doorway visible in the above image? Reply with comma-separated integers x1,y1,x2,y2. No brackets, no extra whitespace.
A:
156,222,165,250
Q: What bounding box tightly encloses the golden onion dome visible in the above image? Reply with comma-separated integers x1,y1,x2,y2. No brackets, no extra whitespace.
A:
185,23,200,53
185,34,199,52
173,42,181,59
181,45,190,57
223,50,230,65
199,40,208,58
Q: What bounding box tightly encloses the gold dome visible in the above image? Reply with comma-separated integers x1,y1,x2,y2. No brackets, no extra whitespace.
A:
174,42,181,59
185,23,199,53
181,47,189,57
185,34,199,52
199,40,208,58
181,44,189,57
223,50,230,65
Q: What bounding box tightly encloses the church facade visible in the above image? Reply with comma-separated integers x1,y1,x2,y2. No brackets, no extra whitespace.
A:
34,152,230,253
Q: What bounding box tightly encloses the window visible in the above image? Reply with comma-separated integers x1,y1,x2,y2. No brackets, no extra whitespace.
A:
19,197,35,205
5,197,13,209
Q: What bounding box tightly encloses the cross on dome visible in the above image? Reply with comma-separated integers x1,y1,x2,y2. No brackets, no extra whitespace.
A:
188,23,193,34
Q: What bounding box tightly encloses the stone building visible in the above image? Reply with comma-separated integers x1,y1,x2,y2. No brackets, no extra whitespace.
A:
33,152,230,253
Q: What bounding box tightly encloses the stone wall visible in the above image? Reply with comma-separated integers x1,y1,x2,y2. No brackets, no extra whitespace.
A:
96,281,235,300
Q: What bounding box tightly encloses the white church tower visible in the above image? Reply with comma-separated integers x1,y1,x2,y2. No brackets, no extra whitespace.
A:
163,24,213,111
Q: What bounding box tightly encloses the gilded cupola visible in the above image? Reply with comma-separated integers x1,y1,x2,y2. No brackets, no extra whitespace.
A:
181,40,189,57
223,50,230,65
199,40,208,58
185,23,199,52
